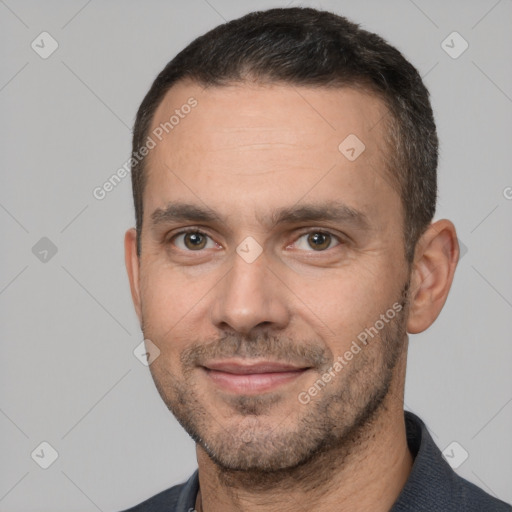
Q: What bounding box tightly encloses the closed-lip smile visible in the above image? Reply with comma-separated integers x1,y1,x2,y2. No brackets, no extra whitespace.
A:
202,359,310,394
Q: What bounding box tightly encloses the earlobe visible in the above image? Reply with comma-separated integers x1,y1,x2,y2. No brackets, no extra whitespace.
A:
124,228,143,325
406,220,459,334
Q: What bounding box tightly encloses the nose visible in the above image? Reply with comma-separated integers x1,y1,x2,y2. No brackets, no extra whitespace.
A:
210,248,291,336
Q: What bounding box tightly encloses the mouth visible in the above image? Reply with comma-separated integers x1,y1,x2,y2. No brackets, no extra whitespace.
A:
201,359,311,394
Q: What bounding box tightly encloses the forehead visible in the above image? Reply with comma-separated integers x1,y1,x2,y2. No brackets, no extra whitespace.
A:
149,80,389,150
143,80,398,227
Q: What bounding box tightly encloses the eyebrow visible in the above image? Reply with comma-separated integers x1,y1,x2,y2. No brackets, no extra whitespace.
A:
266,202,369,229
150,201,370,230
151,203,223,226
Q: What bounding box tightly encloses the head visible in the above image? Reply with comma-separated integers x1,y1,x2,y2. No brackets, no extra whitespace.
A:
125,7,459,475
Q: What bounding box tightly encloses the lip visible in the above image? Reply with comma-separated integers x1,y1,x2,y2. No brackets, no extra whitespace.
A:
202,359,310,394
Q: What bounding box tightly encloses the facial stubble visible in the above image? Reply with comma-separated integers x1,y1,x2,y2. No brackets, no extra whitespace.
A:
144,283,410,484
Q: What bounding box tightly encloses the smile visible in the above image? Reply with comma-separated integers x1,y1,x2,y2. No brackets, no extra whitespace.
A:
202,359,310,394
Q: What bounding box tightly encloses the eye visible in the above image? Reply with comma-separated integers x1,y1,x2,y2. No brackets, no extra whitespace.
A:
294,231,340,251
172,230,217,251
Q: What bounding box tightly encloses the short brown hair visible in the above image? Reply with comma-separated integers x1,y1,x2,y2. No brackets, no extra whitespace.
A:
131,7,438,260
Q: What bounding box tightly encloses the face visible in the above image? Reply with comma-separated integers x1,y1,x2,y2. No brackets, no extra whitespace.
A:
127,81,412,472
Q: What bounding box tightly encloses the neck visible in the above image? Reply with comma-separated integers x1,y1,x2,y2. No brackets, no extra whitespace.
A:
196,360,412,512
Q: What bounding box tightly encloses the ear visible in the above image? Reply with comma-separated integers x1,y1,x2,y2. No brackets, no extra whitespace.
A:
407,219,459,334
124,228,143,325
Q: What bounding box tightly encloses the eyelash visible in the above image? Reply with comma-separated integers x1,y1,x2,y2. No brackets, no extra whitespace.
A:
169,228,218,250
168,227,344,252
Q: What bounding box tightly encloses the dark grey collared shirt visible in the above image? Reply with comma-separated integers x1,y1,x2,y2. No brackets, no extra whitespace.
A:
122,411,511,511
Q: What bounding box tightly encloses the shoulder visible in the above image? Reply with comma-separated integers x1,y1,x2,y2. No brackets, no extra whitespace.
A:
392,412,511,512
450,473,512,512
118,471,199,512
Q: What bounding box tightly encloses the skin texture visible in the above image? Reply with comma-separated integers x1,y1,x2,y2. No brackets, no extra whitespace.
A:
125,81,459,512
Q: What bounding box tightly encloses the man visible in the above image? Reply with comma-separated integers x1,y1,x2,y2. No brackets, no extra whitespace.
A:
122,7,511,512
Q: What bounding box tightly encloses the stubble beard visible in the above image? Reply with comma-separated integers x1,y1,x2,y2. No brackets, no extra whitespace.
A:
145,284,410,485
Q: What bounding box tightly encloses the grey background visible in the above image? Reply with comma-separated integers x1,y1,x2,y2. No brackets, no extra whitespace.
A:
1,0,511,510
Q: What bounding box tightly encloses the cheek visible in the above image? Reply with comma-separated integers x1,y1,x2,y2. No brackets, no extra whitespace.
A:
139,268,211,348
296,266,402,351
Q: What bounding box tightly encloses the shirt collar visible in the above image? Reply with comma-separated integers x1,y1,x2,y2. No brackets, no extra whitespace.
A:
390,410,458,511
175,411,456,511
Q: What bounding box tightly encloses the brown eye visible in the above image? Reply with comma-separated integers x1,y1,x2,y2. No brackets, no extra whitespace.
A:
183,232,207,250
172,231,213,251
307,232,332,251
